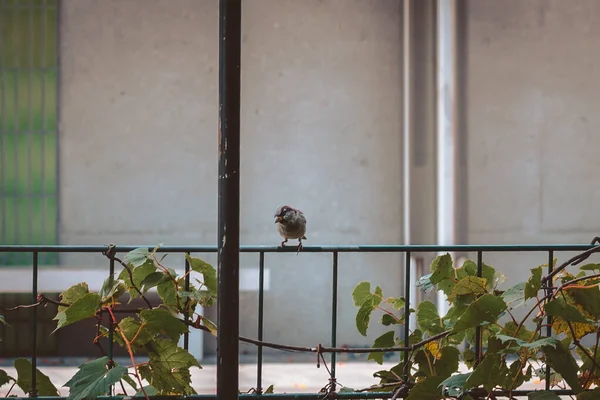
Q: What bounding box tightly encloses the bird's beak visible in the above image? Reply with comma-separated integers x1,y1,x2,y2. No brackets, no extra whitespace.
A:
275,216,283,223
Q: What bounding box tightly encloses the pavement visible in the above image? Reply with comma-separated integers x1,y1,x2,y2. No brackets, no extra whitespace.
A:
0,359,563,398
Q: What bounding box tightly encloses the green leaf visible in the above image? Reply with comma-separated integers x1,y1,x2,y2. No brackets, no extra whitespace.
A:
117,317,153,349
58,283,89,313
264,384,274,394
121,373,138,392
139,309,188,341
63,357,126,400
440,373,471,397
465,353,508,393
0,369,15,388
544,298,591,323
356,301,374,336
495,334,557,349
435,346,460,379
368,331,396,365
141,272,165,293
406,376,445,400
542,342,582,393
528,390,562,399
201,316,218,336
569,285,600,319
430,254,455,295
186,254,217,294
524,266,543,300
124,247,151,267
502,282,526,309
381,313,401,326
53,292,102,332
352,282,371,306
13,358,59,396
461,260,498,290
99,274,125,301
501,361,531,391
417,301,444,335
385,296,405,310
579,263,600,272
452,294,507,333
157,277,180,310
136,386,158,396
448,276,487,301
140,338,200,395
577,387,600,399
462,348,476,369
118,259,157,301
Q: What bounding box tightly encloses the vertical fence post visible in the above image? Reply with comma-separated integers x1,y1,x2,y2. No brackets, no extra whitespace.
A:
30,251,38,398
256,252,265,394
217,0,242,398
545,250,554,390
474,251,483,365
184,254,191,351
330,251,339,383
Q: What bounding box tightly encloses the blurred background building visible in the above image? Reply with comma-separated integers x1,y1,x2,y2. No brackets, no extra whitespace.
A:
1,0,599,361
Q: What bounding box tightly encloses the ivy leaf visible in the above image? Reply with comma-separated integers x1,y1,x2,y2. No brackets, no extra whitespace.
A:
140,338,200,395
99,274,125,301
461,260,498,290
462,348,476,369
579,263,600,272
440,373,471,397
200,316,218,336
368,331,396,365
53,293,102,332
502,282,526,309
385,296,405,310
568,285,600,319
157,277,180,310
524,266,543,301
124,247,151,267
406,376,445,400
381,314,401,326
452,294,507,333
136,386,158,396
542,343,582,393
139,309,187,341
577,387,600,399
58,283,89,313
430,254,456,295
352,282,372,306
435,346,460,379
495,334,557,350
528,391,562,399
417,301,444,335
118,259,157,301
63,357,126,400
448,276,487,302
501,361,531,391
544,298,591,323
186,255,217,294
264,384,275,394
465,353,508,393
117,317,153,350
14,358,59,396
356,301,374,336
0,369,14,388
140,272,165,294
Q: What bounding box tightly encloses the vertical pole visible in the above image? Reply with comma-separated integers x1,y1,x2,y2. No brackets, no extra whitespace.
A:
30,251,38,398
217,1,242,399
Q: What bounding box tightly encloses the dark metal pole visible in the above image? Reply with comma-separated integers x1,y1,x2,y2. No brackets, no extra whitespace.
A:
217,0,241,399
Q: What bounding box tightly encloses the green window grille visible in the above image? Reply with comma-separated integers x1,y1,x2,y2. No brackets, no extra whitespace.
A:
0,0,59,266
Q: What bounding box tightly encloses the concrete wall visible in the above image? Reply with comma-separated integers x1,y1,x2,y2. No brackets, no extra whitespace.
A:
55,0,600,358
466,0,600,288
58,0,404,356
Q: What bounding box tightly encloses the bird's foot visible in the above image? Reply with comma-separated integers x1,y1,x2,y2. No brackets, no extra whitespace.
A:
280,239,288,248
296,241,303,255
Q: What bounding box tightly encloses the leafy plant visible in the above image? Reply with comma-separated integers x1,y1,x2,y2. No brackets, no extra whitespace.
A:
353,253,600,399
0,246,218,399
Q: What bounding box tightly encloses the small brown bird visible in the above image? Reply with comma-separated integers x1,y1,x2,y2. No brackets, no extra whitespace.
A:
274,205,307,253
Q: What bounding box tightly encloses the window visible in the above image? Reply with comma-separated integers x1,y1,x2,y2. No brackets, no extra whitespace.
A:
0,0,59,266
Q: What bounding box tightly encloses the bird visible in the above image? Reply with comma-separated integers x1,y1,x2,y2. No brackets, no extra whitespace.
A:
274,205,307,253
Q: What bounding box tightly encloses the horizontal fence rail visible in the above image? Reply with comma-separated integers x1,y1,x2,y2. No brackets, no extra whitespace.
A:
0,243,599,399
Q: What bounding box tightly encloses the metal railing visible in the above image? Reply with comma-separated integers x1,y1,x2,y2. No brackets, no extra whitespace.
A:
0,243,598,399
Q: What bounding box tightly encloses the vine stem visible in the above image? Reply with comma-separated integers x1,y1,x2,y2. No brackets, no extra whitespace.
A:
105,307,149,400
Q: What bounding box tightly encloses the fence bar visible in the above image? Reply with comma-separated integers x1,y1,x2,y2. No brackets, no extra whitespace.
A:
256,252,265,393
30,251,38,397
545,250,554,391
330,251,339,381
403,251,411,374
184,254,190,350
108,257,115,366
474,250,483,365
216,0,242,398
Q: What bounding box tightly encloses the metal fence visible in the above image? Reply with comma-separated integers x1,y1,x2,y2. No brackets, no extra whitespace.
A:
0,243,597,399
